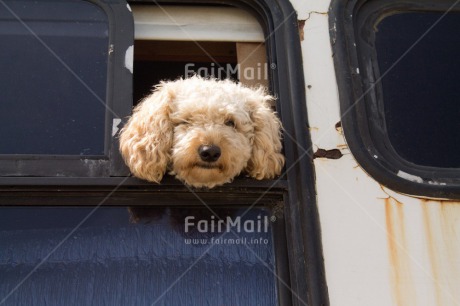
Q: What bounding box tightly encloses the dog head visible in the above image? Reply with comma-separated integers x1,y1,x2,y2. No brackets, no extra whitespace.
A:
119,77,285,188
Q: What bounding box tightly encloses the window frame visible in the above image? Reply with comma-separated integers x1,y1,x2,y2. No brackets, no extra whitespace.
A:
0,0,133,177
0,1,329,305
330,0,460,199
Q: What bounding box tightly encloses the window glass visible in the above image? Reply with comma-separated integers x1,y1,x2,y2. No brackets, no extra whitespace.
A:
0,206,277,305
0,0,109,155
375,12,460,168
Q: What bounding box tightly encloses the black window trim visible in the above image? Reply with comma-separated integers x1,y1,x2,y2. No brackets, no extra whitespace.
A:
1,1,330,305
0,0,133,177
330,0,460,199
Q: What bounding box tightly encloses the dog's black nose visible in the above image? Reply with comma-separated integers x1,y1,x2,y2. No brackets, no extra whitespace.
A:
198,145,221,162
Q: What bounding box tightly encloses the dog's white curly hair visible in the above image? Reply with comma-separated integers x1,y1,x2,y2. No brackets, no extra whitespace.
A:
119,76,285,188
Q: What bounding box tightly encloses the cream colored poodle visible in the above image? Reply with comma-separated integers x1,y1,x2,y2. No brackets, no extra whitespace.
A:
119,77,285,188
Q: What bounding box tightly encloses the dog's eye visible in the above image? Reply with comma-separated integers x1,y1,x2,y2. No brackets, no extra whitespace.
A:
225,120,235,128
178,120,190,126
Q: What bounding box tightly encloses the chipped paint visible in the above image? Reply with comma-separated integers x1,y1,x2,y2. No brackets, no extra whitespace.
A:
313,148,343,159
298,20,305,41
81,159,109,177
305,11,328,22
334,121,342,132
112,118,122,137
397,170,423,184
315,152,460,305
292,0,460,304
290,0,330,19
125,45,134,74
428,180,447,186
301,10,344,151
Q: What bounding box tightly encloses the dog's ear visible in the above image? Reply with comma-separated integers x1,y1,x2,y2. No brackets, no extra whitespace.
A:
246,93,285,180
119,83,175,183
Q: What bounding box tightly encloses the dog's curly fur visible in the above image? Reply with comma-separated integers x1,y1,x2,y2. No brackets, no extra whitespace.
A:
119,77,285,188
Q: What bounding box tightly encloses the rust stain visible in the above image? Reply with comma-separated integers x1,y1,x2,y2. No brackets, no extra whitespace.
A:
381,186,460,304
385,198,417,306
439,202,460,296
298,20,305,41
421,200,460,306
421,200,442,306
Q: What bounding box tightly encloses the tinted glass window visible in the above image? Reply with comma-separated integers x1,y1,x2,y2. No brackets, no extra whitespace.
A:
0,0,108,155
0,206,277,305
375,12,460,168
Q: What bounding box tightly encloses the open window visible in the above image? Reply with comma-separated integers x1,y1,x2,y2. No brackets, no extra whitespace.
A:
132,5,269,104
0,1,327,305
331,0,460,198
